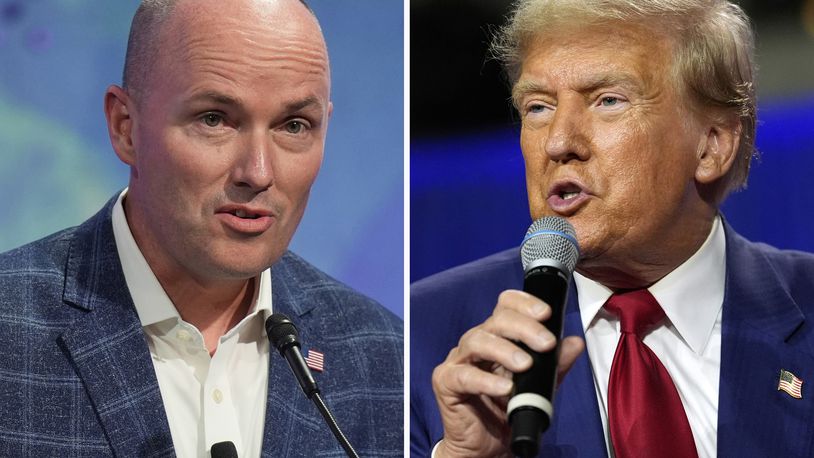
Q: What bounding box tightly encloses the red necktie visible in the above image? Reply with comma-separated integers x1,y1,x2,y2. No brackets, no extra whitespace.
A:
605,289,698,458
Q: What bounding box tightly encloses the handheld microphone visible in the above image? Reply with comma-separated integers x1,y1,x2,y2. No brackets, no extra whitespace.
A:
508,217,579,457
265,313,360,458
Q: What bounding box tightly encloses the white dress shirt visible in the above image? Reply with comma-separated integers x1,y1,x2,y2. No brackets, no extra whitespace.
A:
111,189,272,458
575,216,725,458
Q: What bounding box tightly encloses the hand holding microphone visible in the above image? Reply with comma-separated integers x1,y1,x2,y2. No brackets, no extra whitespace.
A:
431,217,585,458
508,217,580,457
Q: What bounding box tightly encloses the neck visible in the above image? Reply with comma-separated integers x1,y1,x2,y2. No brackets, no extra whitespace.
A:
123,194,258,354
162,274,257,355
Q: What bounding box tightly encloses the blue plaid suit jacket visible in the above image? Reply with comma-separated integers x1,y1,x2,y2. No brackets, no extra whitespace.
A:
0,196,403,457
411,220,814,457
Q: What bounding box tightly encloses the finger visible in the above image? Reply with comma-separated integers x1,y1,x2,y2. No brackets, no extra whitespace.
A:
433,359,514,398
456,327,535,373
480,307,557,353
556,335,586,382
494,289,552,322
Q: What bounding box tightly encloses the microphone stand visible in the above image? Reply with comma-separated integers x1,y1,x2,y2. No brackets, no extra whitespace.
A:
312,392,359,458
267,313,360,458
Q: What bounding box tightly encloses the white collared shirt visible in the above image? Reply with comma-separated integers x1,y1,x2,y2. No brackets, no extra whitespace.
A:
111,189,272,458
575,216,725,458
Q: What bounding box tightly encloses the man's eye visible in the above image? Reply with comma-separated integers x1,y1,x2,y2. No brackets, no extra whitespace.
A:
201,113,223,127
600,97,619,107
528,104,547,114
285,121,306,134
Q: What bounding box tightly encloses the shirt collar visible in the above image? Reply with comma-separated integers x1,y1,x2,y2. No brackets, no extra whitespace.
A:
574,216,726,355
111,188,273,329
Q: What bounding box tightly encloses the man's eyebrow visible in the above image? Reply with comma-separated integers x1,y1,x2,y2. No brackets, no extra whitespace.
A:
577,74,643,95
285,96,324,112
186,91,241,107
512,80,549,109
183,92,325,114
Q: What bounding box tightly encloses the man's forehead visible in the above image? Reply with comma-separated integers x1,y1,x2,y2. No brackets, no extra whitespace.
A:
183,89,328,112
519,19,669,65
512,27,668,98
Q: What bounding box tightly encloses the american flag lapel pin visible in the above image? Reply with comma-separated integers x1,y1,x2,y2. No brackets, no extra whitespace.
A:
778,369,803,399
305,349,324,372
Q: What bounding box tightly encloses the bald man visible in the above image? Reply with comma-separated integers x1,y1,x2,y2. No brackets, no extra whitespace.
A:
0,1,402,456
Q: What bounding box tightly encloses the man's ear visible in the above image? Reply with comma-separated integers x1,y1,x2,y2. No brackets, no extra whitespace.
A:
104,85,137,170
695,117,741,185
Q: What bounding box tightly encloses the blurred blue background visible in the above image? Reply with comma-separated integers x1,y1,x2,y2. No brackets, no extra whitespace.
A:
0,0,404,317
411,0,814,282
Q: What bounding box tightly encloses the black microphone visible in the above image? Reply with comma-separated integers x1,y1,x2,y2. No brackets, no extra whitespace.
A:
266,314,318,398
508,216,579,457
210,441,238,458
265,313,360,458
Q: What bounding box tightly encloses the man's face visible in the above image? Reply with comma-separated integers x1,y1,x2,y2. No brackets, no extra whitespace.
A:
515,24,711,283
122,0,330,282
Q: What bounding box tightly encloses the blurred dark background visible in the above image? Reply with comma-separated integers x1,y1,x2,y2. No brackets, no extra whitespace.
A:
411,0,814,281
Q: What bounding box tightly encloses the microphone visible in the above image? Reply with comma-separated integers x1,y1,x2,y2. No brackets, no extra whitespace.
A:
266,314,318,398
508,216,580,457
265,313,360,458
210,441,238,458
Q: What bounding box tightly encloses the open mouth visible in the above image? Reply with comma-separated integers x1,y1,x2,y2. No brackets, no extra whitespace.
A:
561,190,581,200
547,180,591,215
555,183,584,200
232,209,263,219
217,206,275,234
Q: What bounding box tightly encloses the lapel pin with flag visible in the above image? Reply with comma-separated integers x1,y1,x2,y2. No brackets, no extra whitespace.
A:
305,349,324,373
778,369,803,399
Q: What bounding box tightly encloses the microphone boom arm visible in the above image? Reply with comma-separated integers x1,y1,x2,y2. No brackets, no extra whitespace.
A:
266,313,360,458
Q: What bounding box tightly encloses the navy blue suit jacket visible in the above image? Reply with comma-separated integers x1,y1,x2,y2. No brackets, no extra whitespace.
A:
411,222,814,457
0,196,403,457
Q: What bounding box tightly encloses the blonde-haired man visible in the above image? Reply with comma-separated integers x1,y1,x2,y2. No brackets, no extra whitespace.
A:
411,1,813,457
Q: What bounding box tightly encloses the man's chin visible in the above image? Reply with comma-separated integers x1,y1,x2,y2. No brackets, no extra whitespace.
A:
207,236,287,267
198,252,281,280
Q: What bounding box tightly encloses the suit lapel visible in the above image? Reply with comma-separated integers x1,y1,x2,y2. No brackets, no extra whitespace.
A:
57,201,174,457
261,254,323,456
717,225,814,457
543,285,608,457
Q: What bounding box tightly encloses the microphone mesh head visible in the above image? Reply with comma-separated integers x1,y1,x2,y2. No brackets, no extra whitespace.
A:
520,216,580,273
266,313,300,352
210,441,238,458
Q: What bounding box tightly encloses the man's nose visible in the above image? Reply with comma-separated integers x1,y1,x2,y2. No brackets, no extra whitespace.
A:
232,129,274,191
544,99,591,163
